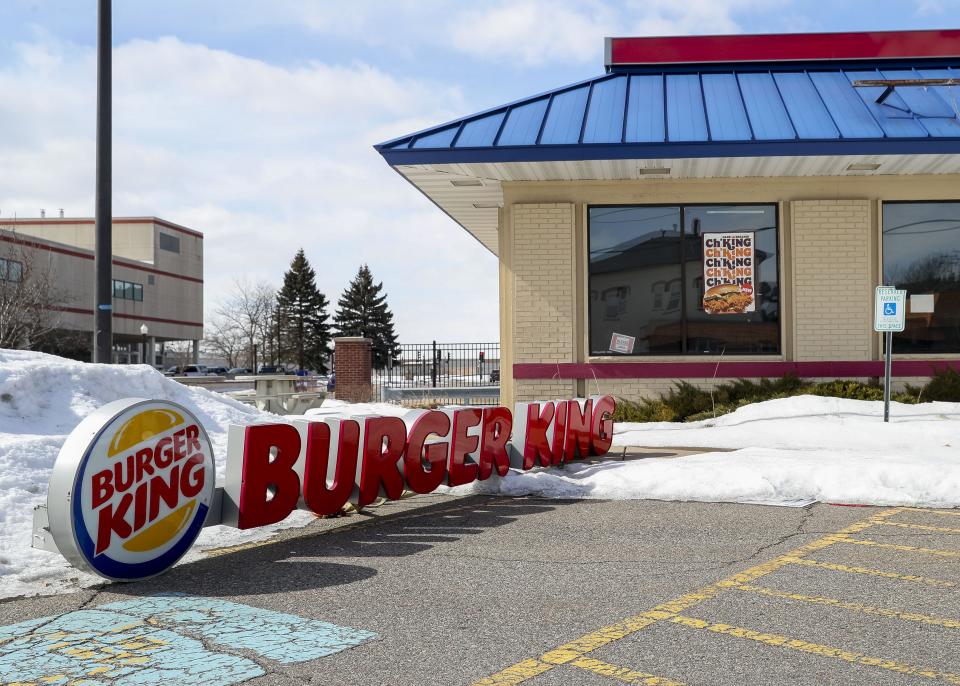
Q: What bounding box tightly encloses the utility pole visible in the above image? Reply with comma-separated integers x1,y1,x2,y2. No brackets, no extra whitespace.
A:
93,0,113,362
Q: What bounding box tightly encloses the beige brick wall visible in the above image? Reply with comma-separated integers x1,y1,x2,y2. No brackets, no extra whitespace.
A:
514,379,578,403
791,200,873,361
512,203,575,364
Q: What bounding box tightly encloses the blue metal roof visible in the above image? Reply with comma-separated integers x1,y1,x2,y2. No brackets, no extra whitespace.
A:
376,63,960,165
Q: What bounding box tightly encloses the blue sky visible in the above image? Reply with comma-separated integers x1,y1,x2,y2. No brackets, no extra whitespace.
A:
0,0,956,340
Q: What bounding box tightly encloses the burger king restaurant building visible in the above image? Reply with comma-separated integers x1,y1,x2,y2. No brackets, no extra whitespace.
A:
376,30,960,406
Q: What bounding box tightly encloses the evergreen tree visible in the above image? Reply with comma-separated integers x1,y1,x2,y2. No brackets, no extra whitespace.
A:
334,264,400,369
276,249,331,373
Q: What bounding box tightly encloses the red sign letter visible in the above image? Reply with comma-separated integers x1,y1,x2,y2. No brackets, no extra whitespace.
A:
303,421,357,516
237,423,301,529
564,398,593,461
404,411,450,494
448,409,481,487
591,395,616,456
479,407,512,479
358,417,406,508
523,402,555,469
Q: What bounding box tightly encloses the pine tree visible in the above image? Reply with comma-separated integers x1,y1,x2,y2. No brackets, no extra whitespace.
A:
276,249,331,373
334,264,400,369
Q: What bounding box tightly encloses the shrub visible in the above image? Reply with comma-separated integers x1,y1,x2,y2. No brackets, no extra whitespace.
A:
915,366,960,402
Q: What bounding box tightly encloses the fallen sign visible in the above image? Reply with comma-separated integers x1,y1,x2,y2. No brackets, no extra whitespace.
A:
36,395,616,581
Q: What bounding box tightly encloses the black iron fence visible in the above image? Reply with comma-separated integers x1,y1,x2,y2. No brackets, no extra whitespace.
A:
372,341,500,405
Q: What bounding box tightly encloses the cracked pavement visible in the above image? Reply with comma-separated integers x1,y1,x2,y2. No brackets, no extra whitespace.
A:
3,495,960,685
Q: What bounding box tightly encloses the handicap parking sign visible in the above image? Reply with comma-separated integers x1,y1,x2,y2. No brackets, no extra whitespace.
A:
875,287,906,332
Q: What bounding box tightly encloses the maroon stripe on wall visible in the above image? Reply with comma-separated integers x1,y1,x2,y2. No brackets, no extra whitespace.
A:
0,234,203,283
514,360,960,380
50,306,203,329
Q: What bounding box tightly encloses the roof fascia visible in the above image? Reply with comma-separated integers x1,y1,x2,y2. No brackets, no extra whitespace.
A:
379,138,960,167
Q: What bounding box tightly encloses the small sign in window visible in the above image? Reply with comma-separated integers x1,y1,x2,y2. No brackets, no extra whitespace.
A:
609,332,636,354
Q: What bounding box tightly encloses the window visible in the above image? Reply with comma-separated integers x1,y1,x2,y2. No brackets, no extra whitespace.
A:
588,204,780,355
112,279,144,302
0,257,22,282
883,201,960,353
158,232,180,253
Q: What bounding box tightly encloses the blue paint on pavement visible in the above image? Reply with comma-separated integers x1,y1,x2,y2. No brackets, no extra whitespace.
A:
0,595,377,685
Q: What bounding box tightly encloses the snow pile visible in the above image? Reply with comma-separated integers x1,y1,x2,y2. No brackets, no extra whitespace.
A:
0,349,314,599
460,396,960,508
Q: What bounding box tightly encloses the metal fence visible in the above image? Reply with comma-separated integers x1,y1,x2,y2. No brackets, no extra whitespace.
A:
372,341,500,406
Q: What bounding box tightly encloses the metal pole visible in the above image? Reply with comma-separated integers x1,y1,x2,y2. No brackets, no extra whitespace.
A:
140,332,146,364
883,330,892,423
93,0,112,363
431,340,437,388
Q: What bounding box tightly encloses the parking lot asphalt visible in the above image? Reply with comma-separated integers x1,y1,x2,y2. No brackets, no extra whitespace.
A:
3,495,960,685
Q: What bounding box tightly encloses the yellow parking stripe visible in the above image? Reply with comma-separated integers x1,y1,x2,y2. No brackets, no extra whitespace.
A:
785,557,957,588
879,521,960,534
470,507,907,686
670,615,960,684
734,584,960,629
840,537,960,558
570,657,685,685
906,508,960,518
471,659,554,685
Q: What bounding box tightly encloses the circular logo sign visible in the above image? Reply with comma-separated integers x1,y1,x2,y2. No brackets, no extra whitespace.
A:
47,398,215,581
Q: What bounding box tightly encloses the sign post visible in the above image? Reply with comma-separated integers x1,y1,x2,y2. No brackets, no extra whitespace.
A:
874,286,906,422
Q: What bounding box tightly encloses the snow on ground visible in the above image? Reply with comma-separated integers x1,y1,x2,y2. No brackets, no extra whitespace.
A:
457,396,960,508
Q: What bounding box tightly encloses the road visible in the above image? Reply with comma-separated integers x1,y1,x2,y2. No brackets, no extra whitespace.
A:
3,494,960,685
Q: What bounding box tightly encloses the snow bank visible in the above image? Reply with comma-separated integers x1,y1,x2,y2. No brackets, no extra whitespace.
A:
457,395,960,508
0,349,316,599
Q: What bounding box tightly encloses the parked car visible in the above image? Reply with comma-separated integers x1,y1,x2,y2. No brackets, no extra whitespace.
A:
164,366,180,376
227,367,252,376
180,365,211,377
489,368,500,383
257,365,287,375
207,367,229,376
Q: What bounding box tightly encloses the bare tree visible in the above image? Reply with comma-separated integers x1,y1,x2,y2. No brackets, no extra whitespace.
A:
0,229,71,349
212,278,276,369
204,313,246,368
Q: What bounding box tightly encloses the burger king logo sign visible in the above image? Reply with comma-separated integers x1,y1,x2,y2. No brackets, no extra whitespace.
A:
47,398,215,581
41,394,615,582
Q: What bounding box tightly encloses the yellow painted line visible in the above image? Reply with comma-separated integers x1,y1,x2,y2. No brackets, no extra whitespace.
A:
880,521,960,534
470,658,554,685
570,657,685,685
735,583,960,630
785,557,957,588
840,537,960,558
470,507,907,686
906,508,960,518
670,615,960,684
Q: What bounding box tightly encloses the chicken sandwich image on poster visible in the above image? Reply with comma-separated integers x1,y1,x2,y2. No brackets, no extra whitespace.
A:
702,232,756,314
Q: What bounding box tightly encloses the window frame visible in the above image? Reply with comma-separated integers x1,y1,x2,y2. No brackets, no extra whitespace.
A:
587,202,781,357
881,199,960,356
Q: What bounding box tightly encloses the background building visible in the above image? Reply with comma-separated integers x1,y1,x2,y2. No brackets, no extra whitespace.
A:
377,29,960,405
0,216,203,365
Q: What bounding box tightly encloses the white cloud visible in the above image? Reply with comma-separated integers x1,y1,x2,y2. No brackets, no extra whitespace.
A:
0,35,499,341
448,0,787,66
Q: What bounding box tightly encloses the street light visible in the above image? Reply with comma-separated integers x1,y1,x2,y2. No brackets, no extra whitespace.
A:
140,324,148,366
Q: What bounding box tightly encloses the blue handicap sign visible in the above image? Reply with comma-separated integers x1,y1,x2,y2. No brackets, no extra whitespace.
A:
883,302,897,316
0,594,377,685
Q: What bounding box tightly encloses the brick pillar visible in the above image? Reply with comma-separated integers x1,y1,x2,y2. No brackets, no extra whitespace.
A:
334,337,372,403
